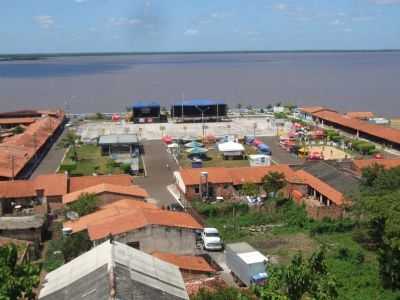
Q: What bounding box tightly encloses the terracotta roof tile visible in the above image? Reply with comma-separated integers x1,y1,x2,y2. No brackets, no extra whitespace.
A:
0,115,64,178
299,107,334,114
152,252,215,273
0,174,68,199
87,208,203,240
0,118,35,126
345,112,374,119
64,199,158,233
295,170,344,206
69,174,133,192
63,183,148,204
180,165,300,186
352,159,400,172
179,167,232,185
313,110,400,145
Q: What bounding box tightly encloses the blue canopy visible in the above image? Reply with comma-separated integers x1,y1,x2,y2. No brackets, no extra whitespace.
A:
173,99,225,106
258,144,270,151
132,101,160,108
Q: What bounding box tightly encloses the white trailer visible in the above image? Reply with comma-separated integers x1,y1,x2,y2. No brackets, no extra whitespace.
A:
225,242,268,287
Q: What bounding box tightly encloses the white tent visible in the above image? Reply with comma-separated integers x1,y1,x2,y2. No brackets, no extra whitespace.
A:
218,141,245,156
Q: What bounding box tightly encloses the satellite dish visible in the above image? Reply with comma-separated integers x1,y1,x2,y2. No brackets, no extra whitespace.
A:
66,211,79,220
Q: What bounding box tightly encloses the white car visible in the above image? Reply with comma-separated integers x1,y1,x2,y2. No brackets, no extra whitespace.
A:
201,227,224,251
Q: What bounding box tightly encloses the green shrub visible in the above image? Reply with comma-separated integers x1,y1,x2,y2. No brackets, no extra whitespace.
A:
66,193,98,216
59,162,77,173
121,163,131,174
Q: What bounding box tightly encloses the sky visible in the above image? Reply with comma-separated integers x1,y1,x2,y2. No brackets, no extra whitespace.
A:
1,0,400,53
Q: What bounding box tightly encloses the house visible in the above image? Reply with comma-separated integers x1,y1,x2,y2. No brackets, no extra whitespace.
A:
0,111,66,180
290,161,360,220
39,240,189,300
62,183,148,206
63,199,158,234
0,173,67,215
351,158,400,175
0,174,134,215
176,165,300,201
64,198,202,255
299,106,400,150
0,215,45,243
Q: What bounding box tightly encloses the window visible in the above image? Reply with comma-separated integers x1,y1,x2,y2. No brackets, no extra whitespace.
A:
127,241,140,249
194,186,199,193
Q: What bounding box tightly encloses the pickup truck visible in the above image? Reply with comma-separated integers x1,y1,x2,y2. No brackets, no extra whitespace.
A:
201,227,224,251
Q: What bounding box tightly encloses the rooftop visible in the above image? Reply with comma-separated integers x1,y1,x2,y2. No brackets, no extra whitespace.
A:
87,208,202,241
39,240,189,300
0,214,45,230
295,170,344,206
98,134,139,145
179,165,300,186
152,252,215,273
345,111,374,119
352,158,400,172
63,183,148,204
312,109,400,145
226,242,257,254
64,199,158,233
173,99,225,106
69,174,133,192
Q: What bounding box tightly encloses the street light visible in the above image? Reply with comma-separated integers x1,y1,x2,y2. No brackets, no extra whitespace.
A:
194,106,210,139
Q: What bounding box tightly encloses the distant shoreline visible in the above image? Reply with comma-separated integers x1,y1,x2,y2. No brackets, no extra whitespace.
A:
1,49,400,62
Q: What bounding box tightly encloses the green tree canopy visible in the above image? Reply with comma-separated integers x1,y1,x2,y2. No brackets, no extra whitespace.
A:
0,244,40,300
66,193,99,217
262,172,287,197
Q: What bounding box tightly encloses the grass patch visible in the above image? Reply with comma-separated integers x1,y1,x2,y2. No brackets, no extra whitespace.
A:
60,144,124,176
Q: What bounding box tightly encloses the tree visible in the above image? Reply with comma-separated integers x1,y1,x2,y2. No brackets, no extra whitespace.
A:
0,244,40,299
66,193,98,217
59,131,79,161
254,248,338,300
62,232,92,262
262,172,286,197
352,166,400,289
241,183,258,197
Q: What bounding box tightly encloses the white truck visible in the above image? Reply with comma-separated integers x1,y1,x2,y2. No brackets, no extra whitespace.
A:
225,242,268,286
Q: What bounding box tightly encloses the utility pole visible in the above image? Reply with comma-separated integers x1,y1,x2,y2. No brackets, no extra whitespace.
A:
10,153,15,181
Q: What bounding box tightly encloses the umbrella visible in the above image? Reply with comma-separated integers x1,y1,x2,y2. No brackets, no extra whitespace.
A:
162,135,173,144
185,147,208,154
185,141,204,148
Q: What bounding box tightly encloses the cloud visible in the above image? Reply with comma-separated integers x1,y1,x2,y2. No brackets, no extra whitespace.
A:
74,0,88,3
273,3,288,11
352,16,375,22
370,0,400,4
344,28,353,32
33,15,54,29
184,28,199,36
109,17,142,26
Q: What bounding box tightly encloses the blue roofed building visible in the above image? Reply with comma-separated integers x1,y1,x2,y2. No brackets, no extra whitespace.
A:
171,99,227,122
132,101,164,123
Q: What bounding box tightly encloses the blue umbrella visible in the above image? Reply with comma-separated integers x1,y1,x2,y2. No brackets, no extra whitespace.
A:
185,147,208,154
185,141,204,148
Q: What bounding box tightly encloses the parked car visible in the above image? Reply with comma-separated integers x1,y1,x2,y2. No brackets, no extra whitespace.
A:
201,227,224,251
167,203,184,212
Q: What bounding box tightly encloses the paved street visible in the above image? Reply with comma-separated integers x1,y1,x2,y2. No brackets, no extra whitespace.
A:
134,140,179,207
30,128,67,178
259,136,301,165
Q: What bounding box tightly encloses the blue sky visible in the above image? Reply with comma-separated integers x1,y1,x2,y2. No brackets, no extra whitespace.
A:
1,0,400,53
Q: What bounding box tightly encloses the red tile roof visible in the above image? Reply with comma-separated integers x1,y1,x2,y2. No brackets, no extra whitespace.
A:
0,117,35,126
295,170,344,206
352,159,400,172
180,165,300,186
87,208,203,240
63,183,148,204
152,252,215,273
64,199,158,233
0,174,68,199
0,114,64,178
69,174,133,192
299,107,335,114
313,110,400,145
179,167,233,185
345,111,374,119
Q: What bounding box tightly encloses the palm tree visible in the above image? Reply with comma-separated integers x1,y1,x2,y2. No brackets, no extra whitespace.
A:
59,131,79,161
262,171,286,197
